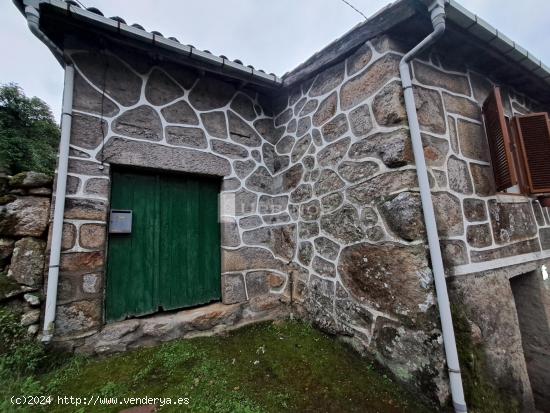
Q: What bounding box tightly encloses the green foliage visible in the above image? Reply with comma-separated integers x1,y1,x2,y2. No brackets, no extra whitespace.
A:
0,308,45,373
452,303,520,413
0,270,20,297
0,83,60,175
0,308,47,412
0,371,44,413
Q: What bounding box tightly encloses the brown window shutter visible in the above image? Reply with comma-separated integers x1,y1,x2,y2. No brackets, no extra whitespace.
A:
514,112,550,194
482,87,517,191
508,118,530,194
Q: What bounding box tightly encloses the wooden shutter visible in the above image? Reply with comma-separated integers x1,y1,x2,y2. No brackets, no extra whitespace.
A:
482,87,517,191
514,113,550,194
508,118,530,194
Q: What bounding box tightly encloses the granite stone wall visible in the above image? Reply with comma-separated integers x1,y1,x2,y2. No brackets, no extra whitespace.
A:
54,44,294,350
511,268,550,412
46,32,550,407
49,36,451,401
0,171,52,336
409,42,550,409
266,35,451,403
266,33,550,406
410,47,550,270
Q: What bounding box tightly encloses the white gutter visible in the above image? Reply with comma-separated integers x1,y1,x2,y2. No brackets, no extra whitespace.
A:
24,5,74,343
399,1,467,412
445,0,550,85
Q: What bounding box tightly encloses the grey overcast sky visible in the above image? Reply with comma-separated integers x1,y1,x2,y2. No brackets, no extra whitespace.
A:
1,0,549,122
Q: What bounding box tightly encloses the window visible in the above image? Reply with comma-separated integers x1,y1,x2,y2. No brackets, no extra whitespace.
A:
482,87,550,197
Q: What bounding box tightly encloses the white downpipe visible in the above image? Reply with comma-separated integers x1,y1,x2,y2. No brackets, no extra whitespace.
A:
42,64,74,342
399,1,467,412
25,5,74,343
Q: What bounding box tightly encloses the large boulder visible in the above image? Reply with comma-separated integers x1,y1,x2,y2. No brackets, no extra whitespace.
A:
7,237,46,288
338,242,433,319
9,171,52,189
0,196,50,237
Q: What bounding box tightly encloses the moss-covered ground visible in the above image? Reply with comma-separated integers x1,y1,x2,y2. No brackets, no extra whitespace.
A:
2,320,435,413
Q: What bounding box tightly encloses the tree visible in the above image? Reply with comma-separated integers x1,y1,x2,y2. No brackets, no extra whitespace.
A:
0,83,60,175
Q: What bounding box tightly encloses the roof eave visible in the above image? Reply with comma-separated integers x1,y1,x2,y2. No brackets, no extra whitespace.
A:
445,0,550,86
14,0,284,89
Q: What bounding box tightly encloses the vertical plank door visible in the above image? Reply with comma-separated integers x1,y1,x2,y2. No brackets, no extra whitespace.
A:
105,170,221,322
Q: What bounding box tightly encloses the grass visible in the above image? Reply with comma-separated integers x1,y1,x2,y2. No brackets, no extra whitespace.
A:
2,320,435,413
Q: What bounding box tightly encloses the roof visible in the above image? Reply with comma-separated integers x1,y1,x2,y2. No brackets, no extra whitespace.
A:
13,0,550,103
13,0,283,88
283,0,550,104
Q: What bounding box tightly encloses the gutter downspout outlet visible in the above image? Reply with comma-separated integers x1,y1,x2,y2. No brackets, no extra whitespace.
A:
24,5,75,344
399,1,468,412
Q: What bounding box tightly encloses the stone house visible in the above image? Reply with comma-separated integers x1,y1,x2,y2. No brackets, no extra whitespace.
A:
12,0,550,410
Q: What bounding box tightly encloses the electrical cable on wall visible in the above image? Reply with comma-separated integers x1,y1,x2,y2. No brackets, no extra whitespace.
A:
98,48,109,169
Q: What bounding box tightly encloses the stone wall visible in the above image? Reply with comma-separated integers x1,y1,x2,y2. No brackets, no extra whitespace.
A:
50,36,450,402
266,35,457,402
410,47,550,272
408,42,550,409
0,171,52,335
44,31,550,407
264,33,550,406
53,42,295,351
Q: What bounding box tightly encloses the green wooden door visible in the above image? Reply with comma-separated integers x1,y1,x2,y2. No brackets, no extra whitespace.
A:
106,169,221,322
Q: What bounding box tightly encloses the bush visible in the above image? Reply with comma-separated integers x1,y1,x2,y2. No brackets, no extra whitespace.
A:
0,83,60,175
